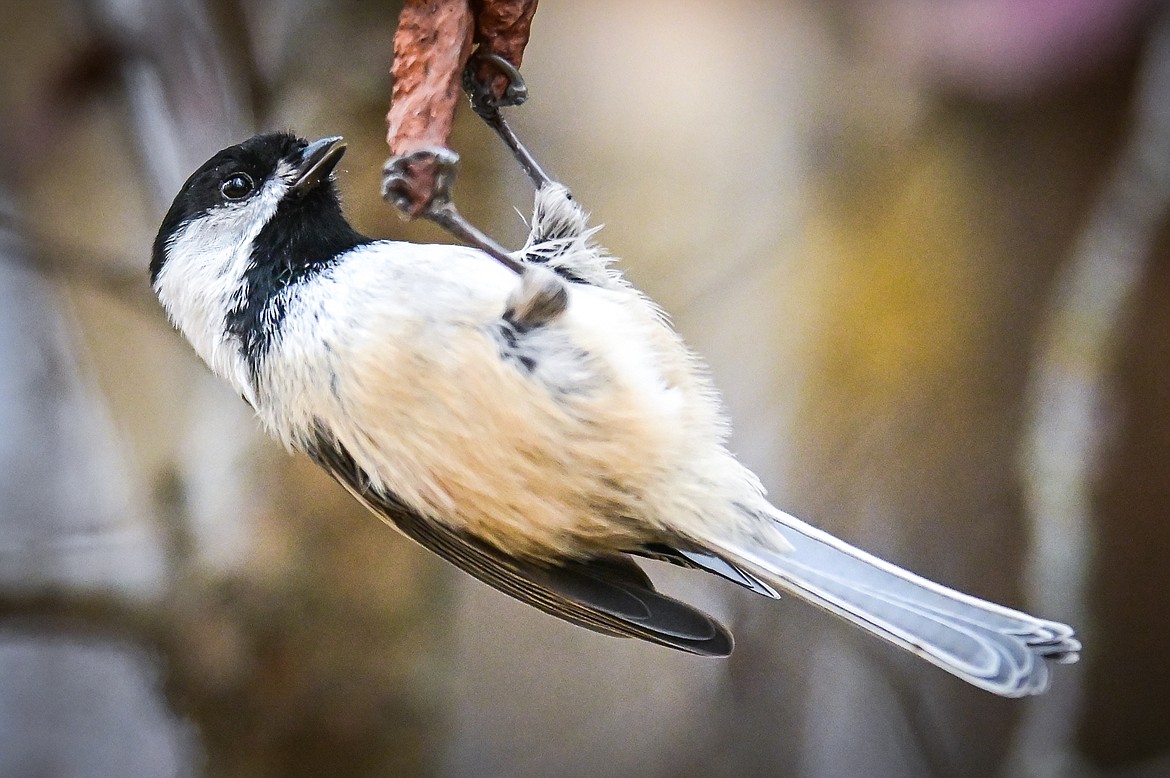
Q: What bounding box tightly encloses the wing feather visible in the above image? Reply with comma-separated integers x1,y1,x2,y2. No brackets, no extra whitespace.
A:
305,432,733,657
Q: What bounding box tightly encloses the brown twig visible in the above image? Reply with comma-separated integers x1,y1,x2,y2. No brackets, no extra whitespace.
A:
470,0,540,104
385,0,473,217
384,0,539,218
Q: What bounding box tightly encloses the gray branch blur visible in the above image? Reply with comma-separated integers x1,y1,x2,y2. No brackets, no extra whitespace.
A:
1012,6,1170,776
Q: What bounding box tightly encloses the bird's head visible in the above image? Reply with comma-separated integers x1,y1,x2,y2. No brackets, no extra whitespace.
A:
151,132,364,391
151,132,350,284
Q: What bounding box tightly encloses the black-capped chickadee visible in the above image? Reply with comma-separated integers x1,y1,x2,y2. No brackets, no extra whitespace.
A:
151,132,1079,697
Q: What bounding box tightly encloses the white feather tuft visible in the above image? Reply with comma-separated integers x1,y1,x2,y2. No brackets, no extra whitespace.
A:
521,184,622,288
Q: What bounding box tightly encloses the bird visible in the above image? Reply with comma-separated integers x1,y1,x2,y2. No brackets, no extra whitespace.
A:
151,131,1079,698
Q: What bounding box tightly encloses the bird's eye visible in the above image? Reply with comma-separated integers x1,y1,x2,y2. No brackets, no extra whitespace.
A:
220,173,254,201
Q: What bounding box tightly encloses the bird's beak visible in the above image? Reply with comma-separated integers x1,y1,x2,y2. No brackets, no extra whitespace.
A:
290,136,347,194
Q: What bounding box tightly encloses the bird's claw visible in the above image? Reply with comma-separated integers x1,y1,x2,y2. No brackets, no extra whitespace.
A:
463,51,529,116
382,147,530,277
381,146,461,216
459,51,552,190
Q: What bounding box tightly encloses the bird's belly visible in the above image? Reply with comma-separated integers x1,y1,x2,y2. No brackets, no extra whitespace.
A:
309,320,678,561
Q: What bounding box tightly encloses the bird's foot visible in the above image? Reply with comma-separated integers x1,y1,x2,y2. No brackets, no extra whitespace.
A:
383,147,568,326
383,147,525,275
505,265,568,331
463,51,554,191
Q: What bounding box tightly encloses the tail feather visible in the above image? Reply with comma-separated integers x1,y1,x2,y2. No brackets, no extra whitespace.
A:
705,508,1080,697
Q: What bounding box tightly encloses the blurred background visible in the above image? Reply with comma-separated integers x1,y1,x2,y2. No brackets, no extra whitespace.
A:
1,0,1167,775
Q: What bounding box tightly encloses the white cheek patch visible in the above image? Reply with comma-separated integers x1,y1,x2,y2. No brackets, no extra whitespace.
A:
153,175,289,398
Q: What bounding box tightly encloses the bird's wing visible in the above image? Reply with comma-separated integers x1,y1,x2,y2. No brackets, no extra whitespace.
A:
305,433,733,657
637,543,781,599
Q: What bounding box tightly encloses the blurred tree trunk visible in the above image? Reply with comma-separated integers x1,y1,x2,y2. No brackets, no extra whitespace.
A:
0,195,188,775
703,24,1140,778
1082,179,1170,772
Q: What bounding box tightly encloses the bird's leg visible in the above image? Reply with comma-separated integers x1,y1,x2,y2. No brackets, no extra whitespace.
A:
463,52,553,190
383,147,525,274
504,265,568,330
382,147,567,328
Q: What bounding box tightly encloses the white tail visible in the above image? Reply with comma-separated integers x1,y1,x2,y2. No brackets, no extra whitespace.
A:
705,508,1079,697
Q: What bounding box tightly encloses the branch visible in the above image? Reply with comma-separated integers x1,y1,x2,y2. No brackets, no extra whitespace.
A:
383,0,539,218
470,0,540,104
385,0,473,218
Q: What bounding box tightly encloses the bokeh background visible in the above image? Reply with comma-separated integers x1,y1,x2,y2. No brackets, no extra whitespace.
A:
1,0,1167,776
